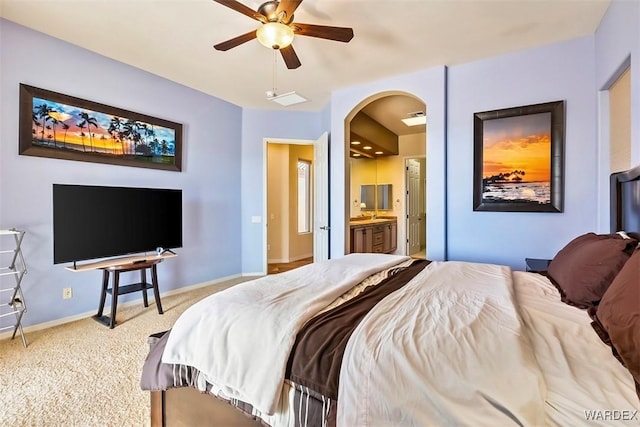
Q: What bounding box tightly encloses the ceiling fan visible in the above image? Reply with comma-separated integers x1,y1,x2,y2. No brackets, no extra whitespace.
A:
212,0,354,69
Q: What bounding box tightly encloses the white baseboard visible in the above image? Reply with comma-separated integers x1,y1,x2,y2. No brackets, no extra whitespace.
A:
0,273,245,341
242,272,265,277
268,253,313,264
291,253,313,262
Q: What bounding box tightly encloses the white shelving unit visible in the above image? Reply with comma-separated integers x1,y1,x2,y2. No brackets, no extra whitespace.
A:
0,229,27,347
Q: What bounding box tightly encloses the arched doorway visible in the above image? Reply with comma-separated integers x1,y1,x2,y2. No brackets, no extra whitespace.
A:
344,92,427,257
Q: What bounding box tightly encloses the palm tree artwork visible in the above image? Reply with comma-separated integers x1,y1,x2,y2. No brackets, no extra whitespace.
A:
77,120,87,152
35,103,53,145
27,94,177,167
60,122,70,149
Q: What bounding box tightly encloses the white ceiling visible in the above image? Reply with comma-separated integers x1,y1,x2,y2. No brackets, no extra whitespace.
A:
0,0,610,112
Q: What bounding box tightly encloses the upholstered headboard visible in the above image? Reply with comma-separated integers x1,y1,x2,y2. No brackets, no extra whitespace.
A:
610,164,640,240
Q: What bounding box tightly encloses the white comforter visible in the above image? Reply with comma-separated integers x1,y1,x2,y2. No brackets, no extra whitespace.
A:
161,253,409,415
161,256,639,426
337,261,546,426
513,271,640,426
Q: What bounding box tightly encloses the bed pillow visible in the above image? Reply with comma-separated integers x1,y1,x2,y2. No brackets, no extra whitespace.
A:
547,232,637,308
595,248,640,394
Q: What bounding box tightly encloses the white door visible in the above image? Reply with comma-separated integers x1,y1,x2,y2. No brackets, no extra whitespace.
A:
406,158,421,256
313,132,329,261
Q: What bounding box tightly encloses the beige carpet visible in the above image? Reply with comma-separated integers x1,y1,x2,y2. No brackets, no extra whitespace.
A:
0,277,250,427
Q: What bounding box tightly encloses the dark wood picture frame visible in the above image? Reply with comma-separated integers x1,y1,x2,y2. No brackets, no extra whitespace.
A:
19,83,182,172
473,100,565,212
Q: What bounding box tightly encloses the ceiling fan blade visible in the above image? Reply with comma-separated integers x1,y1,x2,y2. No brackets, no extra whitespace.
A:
275,0,303,24
214,30,256,51
292,23,354,43
212,0,267,22
280,45,302,69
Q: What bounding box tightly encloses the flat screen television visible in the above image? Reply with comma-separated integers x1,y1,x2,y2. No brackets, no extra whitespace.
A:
53,184,182,265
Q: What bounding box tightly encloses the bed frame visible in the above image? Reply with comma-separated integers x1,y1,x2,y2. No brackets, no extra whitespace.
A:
610,163,640,238
150,164,640,427
150,386,261,426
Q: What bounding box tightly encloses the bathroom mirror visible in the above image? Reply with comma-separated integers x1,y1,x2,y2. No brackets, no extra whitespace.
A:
360,184,376,211
377,184,392,210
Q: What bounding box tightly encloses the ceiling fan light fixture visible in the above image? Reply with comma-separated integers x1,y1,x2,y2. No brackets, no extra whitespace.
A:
256,22,294,49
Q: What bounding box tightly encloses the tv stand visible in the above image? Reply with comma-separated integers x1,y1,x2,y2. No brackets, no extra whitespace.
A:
94,259,164,328
65,252,176,272
65,253,177,329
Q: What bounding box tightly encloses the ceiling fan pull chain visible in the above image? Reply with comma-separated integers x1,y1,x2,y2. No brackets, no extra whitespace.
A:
272,49,278,94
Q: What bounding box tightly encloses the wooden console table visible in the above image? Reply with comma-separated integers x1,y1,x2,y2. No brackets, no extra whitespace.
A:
66,253,176,329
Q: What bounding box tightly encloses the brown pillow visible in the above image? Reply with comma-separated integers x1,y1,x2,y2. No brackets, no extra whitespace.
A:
547,233,637,308
596,248,640,394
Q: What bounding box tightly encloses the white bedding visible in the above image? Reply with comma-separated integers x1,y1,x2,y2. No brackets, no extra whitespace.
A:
161,253,409,415
337,261,546,426
160,255,639,426
513,271,640,426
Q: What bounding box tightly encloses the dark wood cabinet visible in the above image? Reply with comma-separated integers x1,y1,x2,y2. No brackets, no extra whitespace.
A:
372,226,385,253
350,219,397,254
382,222,397,253
351,226,372,253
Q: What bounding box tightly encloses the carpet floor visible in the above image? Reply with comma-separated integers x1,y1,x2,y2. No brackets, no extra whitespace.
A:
0,276,250,427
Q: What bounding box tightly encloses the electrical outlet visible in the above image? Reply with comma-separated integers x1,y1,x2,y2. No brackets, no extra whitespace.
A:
63,287,72,299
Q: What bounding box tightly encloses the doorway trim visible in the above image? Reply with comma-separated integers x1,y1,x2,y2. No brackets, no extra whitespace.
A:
596,56,631,232
405,156,426,257
263,135,329,274
343,91,427,255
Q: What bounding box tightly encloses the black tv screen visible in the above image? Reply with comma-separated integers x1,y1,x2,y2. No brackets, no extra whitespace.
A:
53,184,182,264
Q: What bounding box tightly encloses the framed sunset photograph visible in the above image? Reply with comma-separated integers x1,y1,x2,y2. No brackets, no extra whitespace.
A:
473,101,565,212
19,84,182,171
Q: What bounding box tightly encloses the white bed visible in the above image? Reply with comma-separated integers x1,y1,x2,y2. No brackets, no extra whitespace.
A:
143,165,640,426
514,271,639,426
335,261,638,426
143,256,639,426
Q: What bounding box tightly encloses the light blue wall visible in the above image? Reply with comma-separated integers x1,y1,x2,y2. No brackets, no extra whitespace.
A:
240,108,324,274
0,19,243,328
330,67,447,260
594,0,640,231
447,36,598,269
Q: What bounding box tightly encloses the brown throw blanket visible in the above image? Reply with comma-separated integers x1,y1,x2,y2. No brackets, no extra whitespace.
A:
285,259,430,399
141,259,429,427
